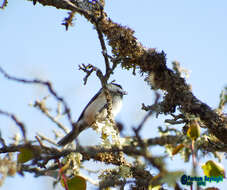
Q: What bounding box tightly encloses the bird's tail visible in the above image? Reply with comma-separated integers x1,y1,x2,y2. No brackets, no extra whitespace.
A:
57,129,79,146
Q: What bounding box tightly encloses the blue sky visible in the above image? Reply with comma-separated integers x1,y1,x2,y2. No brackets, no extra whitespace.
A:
0,0,227,189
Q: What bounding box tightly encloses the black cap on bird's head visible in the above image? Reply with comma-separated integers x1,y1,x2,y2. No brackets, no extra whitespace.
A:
107,83,127,96
111,83,122,89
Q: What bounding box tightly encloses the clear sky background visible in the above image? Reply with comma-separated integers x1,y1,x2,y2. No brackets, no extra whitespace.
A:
0,0,227,189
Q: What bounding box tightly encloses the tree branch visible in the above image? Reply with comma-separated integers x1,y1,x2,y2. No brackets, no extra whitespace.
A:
0,66,73,127
95,20,111,81
33,98,69,133
0,109,27,142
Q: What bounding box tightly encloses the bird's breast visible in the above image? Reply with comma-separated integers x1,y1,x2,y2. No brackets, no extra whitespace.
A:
82,93,123,125
112,96,123,117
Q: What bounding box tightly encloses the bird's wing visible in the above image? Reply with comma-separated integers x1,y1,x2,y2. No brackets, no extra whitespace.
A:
76,88,103,122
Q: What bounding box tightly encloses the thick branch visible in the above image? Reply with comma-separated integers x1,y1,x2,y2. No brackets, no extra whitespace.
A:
94,16,227,144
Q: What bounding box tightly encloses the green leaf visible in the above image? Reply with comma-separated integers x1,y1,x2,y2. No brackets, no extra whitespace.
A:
202,160,225,177
17,147,34,163
62,175,86,190
187,120,200,140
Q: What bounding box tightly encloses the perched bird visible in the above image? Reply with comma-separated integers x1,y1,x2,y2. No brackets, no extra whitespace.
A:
58,83,127,146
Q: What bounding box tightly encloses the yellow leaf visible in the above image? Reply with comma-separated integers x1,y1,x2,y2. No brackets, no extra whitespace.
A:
61,175,86,190
148,185,162,190
172,144,184,156
187,120,200,140
202,160,225,177
17,148,34,163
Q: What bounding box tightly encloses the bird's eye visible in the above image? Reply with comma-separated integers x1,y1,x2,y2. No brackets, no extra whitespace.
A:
117,90,122,94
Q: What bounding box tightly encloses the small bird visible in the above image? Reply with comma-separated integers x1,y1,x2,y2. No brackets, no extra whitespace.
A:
58,83,127,146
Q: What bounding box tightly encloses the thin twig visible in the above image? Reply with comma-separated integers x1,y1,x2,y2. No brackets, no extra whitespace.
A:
0,66,73,126
36,133,58,146
33,99,69,133
21,164,58,177
164,119,185,125
95,22,111,81
135,92,160,134
0,0,8,9
0,109,27,142
78,64,96,85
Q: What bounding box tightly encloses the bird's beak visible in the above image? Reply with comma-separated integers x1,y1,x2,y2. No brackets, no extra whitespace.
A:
122,90,128,95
